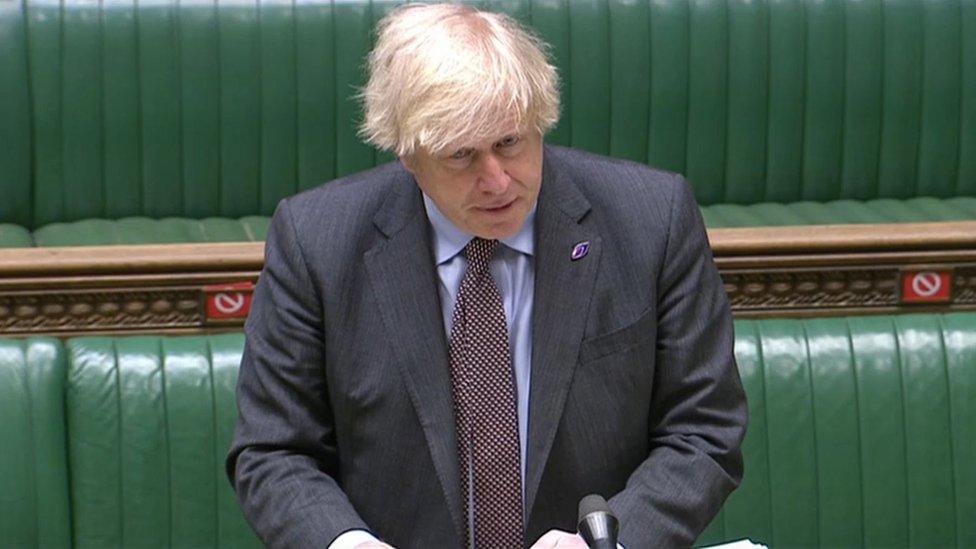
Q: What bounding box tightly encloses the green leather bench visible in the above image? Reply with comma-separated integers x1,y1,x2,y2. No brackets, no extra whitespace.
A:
1,0,974,246
0,334,260,548
3,313,974,547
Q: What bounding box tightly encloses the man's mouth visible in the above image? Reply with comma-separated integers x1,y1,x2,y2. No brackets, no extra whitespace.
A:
480,199,516,213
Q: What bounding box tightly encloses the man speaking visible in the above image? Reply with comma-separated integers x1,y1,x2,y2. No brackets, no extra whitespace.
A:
226,4,747,548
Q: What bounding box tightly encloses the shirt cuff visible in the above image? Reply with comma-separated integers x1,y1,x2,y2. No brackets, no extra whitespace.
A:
329,529,381,549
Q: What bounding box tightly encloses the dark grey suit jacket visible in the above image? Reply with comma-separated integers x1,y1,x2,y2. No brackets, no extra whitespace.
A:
227,145,747,549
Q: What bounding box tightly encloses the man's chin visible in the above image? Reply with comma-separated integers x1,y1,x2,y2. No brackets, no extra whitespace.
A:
468,210,527,240
472,221,521,240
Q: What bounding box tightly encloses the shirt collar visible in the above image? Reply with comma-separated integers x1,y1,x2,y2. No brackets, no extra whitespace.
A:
422,193,536,266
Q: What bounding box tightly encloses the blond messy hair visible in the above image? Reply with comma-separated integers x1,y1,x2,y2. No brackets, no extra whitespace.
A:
359,3,560,157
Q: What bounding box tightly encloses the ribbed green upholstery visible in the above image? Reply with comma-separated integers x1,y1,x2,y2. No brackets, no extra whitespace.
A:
0,338,71,548
2,0,974,231
697,313,976,548
0,0,31,231
32,216,270,247
2,314,974,546
65,334,260,548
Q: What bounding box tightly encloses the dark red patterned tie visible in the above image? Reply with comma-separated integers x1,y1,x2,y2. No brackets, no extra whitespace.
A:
448,238,525,549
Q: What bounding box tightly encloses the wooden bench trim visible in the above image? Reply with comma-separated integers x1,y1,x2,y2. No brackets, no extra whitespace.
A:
709,220,976,255
1,221,975,334
2,221,974,274
0,242,263,276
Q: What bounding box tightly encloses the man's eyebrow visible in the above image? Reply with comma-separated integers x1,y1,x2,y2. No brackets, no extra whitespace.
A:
441,146,474,158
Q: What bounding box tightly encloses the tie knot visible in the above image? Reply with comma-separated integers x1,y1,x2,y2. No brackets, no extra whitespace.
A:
463,238,498,273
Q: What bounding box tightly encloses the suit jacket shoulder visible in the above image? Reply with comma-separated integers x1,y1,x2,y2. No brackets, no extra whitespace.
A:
282,160,415,242
542,144,697,258
539,145,708,331
276,161,422,298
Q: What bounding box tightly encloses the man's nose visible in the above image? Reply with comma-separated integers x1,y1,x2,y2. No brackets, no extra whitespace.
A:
477,153,511,193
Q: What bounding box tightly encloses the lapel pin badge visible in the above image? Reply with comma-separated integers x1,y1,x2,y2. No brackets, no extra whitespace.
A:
571,241,590,261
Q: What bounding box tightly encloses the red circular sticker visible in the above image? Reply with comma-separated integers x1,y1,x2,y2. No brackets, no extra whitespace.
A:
901,270,951,303
204,281,255,320
214,292,246,315
910,272,942,297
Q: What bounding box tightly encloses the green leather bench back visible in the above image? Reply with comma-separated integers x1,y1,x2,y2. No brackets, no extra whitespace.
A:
0,338,71,548
699,313,976,548
2,314,974,547
65,334,259,548
2,0,975,229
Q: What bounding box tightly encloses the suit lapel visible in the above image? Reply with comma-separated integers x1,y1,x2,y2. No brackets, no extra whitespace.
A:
363,178,464,541
525,150,602,519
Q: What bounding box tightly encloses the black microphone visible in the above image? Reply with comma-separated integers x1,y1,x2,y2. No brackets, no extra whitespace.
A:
577,494,619,549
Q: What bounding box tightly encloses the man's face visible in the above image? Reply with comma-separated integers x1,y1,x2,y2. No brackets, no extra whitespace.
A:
402,129,543,239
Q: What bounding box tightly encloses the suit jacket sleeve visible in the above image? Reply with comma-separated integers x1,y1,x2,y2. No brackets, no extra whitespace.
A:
608,176,748,547
226,198,370,548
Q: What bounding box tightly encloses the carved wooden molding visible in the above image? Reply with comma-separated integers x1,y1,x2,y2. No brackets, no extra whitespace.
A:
1,221,975,335
0,278,262,333
0,288,203,334
722,266,976,317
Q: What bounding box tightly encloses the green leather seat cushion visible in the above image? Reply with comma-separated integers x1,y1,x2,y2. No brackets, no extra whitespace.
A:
701,195,976,228
4,196,974,247
0,223,33,247
31,216,270,246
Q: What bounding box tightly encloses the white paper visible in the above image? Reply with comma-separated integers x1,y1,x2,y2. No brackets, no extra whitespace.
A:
700,539,768,549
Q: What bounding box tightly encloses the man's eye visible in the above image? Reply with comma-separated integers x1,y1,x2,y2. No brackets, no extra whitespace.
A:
497,135,520,147
449,149,472,160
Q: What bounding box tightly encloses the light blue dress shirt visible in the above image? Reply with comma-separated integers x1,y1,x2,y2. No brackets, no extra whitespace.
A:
422,193,535,487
